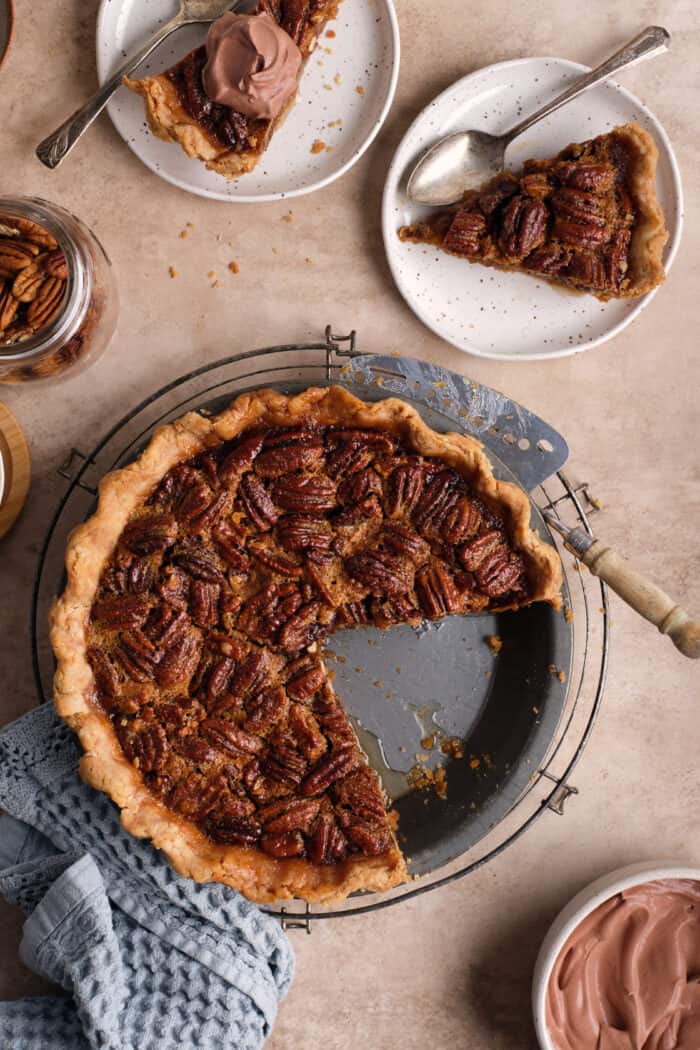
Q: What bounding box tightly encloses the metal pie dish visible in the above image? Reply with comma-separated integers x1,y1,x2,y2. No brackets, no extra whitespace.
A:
34,330,609,920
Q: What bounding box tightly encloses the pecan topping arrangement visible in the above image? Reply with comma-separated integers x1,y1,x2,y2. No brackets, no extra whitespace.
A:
399,123,668,300
0,215,68,346
124,0,341,180
53,387,562,902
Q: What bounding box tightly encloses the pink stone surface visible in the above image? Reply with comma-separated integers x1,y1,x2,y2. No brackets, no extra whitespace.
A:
0,2,698,1047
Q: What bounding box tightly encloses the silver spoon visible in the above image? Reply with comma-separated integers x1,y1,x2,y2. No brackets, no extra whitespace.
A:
407,26,670,207
36,0,249,170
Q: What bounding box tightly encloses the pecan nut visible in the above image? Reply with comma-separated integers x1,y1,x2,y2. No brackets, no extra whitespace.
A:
499,196,548,258
345,549,415,598
122,513,178,555
239,473,279,530
443,209,488,255
26,275,65,329
300,748,361,796
273,473,336,514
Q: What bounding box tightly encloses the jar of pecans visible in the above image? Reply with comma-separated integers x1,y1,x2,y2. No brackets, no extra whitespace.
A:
0,197,118,383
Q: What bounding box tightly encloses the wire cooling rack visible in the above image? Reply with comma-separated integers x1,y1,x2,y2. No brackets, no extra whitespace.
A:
32,327,609,928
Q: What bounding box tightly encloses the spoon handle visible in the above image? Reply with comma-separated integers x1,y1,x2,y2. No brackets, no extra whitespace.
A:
504,26,670,145
36,15,185,170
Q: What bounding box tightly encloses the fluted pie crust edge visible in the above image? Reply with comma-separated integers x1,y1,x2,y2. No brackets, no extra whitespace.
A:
50,386,562,903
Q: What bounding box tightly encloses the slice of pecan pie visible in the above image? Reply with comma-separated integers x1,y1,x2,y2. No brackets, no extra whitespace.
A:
124,1,339,178
50,387,561,904
399,123,668,300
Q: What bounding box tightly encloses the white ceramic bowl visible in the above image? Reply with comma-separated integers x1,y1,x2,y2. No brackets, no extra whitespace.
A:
532,861,700,1050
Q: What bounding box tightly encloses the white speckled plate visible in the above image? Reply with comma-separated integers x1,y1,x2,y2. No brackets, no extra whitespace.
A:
382,57,683,361
97,0,399,202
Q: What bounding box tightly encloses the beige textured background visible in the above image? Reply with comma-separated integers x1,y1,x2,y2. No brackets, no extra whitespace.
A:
1,1,699,1046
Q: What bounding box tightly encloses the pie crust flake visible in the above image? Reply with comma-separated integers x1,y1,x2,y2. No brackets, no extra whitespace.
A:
399,123,668,300
124,0,340,178
51,387,562,904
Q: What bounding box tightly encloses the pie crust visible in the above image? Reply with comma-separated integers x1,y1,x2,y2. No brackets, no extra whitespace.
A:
124,1,339,179
51,387,562,904
399,123,668,300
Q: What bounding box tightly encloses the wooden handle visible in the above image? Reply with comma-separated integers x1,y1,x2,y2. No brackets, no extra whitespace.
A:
581,541,700,659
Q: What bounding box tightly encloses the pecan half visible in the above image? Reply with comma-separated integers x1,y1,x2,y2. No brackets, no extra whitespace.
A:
286,661,327,701
337,468,382,506
26,276,65,328
441,496,482,544
244,686,289,734
277,515,331,554
124,720,168,774
499,196,548,258
260,831,305,858
386,463,425,517
175,541,225,581
92,593,149,630
206,813,260,846
0,284,19,330
205,655,236,702
261,797,321,834
190,579,221,627
334,601,370,627
475,550,525,598
443,209,488,255
413,470,461,531
155,629,201,687
459,529,504,571
44,249,68,279
211,520,249,572
0,239,38,276
262,742,308,787
273,474,336,514
255,438,324,477
344,819,392,856
381,523,429,563
346,549,415,598
12,261,44,303
201,718,263,756
552,219,611,249
288,703,327,763
87,647,121,697
551,189,606,227
300,748,361,796
557,161,613,193
249,543,302,578
309,813,347,864
335,768,388,824
278,601,323,652
122,513,178,556
416,563,462,618
564,252,607,289
218,433,265,484
239,473,279,530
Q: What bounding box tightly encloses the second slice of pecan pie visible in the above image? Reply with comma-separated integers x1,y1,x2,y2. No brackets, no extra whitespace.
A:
399,123,668,300
124,0,340,178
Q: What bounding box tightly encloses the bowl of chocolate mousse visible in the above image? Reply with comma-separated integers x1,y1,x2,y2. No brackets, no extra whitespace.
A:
533,863,700,1050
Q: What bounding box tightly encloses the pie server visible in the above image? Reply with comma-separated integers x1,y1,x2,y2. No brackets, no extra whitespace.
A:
348,351,700,660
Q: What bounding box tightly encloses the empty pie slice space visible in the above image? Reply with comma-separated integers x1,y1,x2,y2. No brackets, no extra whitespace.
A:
50,387,562,904
124,0,340,178
400,123,669,300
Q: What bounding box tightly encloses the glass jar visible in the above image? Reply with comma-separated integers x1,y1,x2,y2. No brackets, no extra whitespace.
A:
0,197,118,383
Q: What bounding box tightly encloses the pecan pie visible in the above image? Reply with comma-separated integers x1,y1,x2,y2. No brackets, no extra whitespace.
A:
399,124,668,300
124,1,340,178
51,387,561,903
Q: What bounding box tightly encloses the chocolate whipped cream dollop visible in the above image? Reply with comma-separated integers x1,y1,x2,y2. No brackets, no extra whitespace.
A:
202,12,302,121
546,879,700,1050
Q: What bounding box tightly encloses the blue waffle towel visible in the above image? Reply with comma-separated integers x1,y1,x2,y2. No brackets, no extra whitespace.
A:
0,703,294,1049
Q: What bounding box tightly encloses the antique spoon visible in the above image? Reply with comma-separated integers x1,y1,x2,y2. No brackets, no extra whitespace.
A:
407,25,670,206
36,0,251,170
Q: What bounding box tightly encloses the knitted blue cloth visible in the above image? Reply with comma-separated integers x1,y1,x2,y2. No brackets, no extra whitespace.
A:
0,703,294,1050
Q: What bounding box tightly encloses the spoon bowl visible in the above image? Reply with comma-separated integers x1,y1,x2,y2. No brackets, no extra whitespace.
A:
407,26,670,206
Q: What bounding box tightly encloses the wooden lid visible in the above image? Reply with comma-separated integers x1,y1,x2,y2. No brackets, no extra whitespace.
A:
0,401,31,540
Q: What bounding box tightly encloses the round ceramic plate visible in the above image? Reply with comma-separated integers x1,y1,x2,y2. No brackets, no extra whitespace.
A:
97,0,400,202
0,0,13,72
382,57,683,361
